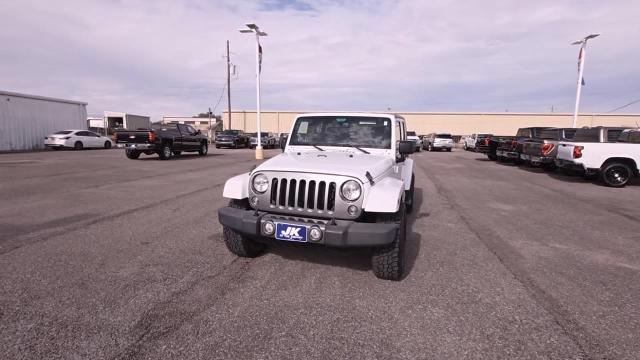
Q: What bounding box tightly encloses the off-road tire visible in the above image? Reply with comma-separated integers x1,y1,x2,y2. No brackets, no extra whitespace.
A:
446,148,452,152
104,141,112,149
463,144,468,151
222,199,265,257
158,143,172,160
125,149,140,159
488,154,497,161
405,174,415,214
198,142,208,156
541,163,556,172
600,162,632,188
74,141,83,150
215,145,221,149
371,204,406,281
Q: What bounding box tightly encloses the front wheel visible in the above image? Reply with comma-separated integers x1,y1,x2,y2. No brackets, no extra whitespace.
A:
74,141,83,150
222,199,265,257
104,141,112,149
158,144,172,160
463,144,468,151
446,148,452,152
198,142,208,156
600,162,632,187
372,204,406,281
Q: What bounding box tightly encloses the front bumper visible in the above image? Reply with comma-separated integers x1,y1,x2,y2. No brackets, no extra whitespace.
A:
218,206,397,248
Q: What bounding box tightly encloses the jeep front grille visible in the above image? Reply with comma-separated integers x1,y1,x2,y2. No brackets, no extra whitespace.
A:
270,178,336,212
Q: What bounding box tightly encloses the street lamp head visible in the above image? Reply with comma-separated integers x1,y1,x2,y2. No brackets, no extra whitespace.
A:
257,31,268,37
572,33,601,45
245,23,258,30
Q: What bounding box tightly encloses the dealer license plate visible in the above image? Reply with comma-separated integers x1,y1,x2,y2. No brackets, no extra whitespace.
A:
275,223,307,242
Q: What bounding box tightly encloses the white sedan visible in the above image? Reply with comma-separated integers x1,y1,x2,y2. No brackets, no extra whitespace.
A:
44,130,113,150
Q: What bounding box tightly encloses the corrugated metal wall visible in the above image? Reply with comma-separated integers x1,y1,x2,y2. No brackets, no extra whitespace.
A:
0,93,87,151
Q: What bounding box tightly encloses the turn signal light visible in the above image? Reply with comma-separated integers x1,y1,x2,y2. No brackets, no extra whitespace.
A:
573,146,583,159
541,143,555,156
148,131,156,143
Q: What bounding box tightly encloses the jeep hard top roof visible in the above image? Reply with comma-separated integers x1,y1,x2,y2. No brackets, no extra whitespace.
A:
296,112,404,120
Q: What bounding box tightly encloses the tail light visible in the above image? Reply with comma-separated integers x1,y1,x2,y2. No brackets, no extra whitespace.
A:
62,136,71,140
148,131,156,143
484,138,490,146
541,143,555,156
573,146,583,159
511,140,518,148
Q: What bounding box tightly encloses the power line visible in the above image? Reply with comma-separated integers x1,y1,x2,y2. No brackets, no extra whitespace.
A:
606,98,640,113
211,82,227,114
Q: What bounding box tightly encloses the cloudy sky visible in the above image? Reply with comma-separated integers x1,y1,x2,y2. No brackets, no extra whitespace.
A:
1,0,639,120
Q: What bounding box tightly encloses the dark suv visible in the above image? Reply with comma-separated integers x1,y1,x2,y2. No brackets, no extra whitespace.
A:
215,130,250,149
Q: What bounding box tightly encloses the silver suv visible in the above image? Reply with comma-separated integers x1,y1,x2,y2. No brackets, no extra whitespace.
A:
218,113,416,280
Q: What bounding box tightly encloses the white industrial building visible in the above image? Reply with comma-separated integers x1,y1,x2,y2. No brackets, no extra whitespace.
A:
0,90,87,151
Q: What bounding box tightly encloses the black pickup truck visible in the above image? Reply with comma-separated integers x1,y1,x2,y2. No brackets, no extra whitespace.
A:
495,127,552,163
115,123,209,160
477,136,514,160
520,128,577,170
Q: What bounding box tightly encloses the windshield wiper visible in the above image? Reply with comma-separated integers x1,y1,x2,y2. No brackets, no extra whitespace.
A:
346,145,370,154
309,144,324,151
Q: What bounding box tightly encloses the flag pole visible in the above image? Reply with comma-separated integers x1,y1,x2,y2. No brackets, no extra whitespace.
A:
572,42,587,128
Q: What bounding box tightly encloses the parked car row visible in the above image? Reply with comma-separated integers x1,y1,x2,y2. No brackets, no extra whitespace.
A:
477,126,640,187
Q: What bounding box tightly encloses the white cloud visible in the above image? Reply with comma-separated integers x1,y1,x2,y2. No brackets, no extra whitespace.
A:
1,0,639,120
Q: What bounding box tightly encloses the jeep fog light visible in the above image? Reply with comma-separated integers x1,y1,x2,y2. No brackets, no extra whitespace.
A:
340,180,361,201
309,226,323,242
262,221,275,235
252,173,269,193
347,205,358,216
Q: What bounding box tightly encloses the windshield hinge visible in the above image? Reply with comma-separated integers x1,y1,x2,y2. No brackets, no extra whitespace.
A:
365,171,375,185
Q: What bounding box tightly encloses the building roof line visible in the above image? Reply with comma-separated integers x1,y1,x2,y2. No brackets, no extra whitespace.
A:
222,110,640,117
0,90,87,106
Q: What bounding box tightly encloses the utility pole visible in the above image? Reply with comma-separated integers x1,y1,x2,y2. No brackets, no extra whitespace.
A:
226,40,232,130
208,107,212,143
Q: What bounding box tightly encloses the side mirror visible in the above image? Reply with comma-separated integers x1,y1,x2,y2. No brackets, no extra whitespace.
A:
398,140,415,155
280,136,288,151
195,130,201,135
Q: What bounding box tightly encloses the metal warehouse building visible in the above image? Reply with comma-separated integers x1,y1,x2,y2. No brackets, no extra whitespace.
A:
0,90,87,151
223,110,640,136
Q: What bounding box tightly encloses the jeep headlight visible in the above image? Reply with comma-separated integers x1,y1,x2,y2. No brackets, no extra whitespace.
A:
340,180,361,201
252,173,269,193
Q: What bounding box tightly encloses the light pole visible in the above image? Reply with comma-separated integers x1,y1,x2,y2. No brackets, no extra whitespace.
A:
571,33,599,128
239,23,267,160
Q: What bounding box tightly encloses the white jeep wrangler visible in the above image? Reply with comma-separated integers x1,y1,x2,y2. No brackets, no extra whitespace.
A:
218,113,416,280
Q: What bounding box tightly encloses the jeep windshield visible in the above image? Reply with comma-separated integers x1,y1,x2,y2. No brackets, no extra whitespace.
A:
289,116,392,149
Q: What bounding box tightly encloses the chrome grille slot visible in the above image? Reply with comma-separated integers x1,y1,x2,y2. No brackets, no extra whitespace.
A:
317,182,326,210
288,179,297,207
297,180,306,208
307,181,316,209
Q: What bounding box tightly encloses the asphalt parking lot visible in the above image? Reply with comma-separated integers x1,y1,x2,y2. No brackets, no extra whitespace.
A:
1,148,638,359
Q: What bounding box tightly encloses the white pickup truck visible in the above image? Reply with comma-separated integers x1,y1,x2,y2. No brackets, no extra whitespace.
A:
556,128,639,187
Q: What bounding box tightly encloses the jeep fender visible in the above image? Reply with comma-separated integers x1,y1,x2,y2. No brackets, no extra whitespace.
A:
362,177,404,213
402,158,414,190
222,172,250,199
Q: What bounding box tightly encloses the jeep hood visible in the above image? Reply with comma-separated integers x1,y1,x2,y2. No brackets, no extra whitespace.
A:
254,152,394,182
